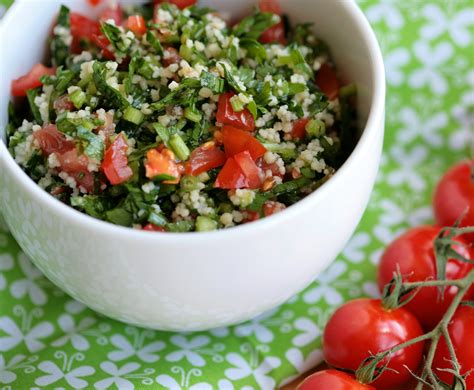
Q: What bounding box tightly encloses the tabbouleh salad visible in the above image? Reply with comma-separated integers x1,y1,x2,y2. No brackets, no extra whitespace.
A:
7,0,357,232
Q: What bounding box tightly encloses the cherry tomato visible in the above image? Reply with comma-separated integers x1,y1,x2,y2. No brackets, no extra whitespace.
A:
323,298,424,389
291,118,309,140
297,370,375,390
56,149,94,193
433,160,474,243
102,134,133,185
377,226,474,330
100,5,123,25
216,92,255,132
91,34,115,60
11,64,56,97
433,305,474,388
185,143,226,176
145,148,182,184
126,15,147,36
263,201,286,216
214,157,249,189
34,125,75,155
154,0,197,9
315,63,339,101
222,126,266,161
234,151,261,189
259,0,282,15
70,12,101,41
143,224,166,232
260,21,286,45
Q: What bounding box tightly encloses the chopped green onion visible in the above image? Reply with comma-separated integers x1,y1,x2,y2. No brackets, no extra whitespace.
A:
180,175,200,191
184,107,202,123
340,83,357,98
305,119,326,138
166,221,194,232
169,133,190,161
179,44,194,62
289,83,306,95
196,216,218,232
123,106,145,125
148,211,168,227
230,95,245,112
69,89,87,109
262,143,298,159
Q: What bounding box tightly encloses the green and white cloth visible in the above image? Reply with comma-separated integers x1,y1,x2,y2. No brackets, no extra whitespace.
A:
0,0,472,388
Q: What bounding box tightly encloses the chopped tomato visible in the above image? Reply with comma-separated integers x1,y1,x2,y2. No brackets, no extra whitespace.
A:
143,224,166,232
91,34,115,60
263,201,286,216
216,92,255,132
259,0,282,14
222,126,267,161
57,149,94,192
126,15,147,36
34,125,75,155
257,158,285,179
185,143,226,176
11,64,56,97
100,5,123,25
70,12,101,41
162,47,182,67
145,148,183,184
154,0,196,9
214,157,249,189
315,63,339,101
234,151,261,189
53,95,75,112
102,134,133,185
260,21,286,45
291,118,309,140
244,210,260,222
87,0,102,6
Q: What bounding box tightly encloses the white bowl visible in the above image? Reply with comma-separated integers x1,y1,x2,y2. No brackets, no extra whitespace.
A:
0,0,385,331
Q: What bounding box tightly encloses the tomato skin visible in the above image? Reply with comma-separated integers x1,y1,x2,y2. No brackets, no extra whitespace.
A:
143,224,166,232
53,95,75,112
297,370,375,390
216,92,255,132
260,21,286,45
162,47,182,67
100,5,123,25
315,63,339,101
34,125,75,156
291,118,309,140
145,148,182,184
102,134,133,185
433,160,474,243
56,149,94,193
433,306,474,388
154,0,197,9
323,298,424,389
263,201,286,216
91,34,115,60
214,157,249,189
185,143,226,176
257,157,285,179
87,0,102,6
222,126,267,161
377,226,474,330
11,64,56,97
126,15,147,36
70,12,101,41
234,151,261,189
259,0,282,14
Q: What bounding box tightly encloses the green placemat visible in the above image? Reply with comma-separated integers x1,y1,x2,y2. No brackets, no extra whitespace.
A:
0,0,472,388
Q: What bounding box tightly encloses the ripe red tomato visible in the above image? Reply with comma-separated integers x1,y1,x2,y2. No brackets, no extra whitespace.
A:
222,126,266,161
34,125,75,155
87,0,102,6
145,148,183,184
100,5,123,25
263,201,286,216
234,151,261,189
126,15,147,36
102,134,133,185
143,224,166,232
259,0,282,15
154,0,197,9
216,92,255,132
91,34,115,60
298,370,375,390
260,22,286,45
11,64,56,97
56,149,94,193
214,157,249,189
433,160,474,243
70,12,101,41
315,63,339,101
257,158,285,179
433,305,474,388
162,47,182,67
53,95,75,112
377,226,474,330
323,298,424,389
185,143,226,176
291,118,309,140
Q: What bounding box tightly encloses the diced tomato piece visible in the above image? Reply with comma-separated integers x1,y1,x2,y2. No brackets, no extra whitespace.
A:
70,12,101,41
315,63,339,101
34,125,75,155
291,118,309,140
143,224,166,232
154,0,196,9
185,143,226,176
222,126,267,161
234,151,261,189
145,148,182,184
100,5,123,25
53,95,75,112
57,149,94,192
244,210,260,222
87,0,102,6
162,47,182,67
263,201,286,216
91,34,115,60
260,21,286,45
259,0,282,14
102,133,133,185
126,15,147,36
11,64,56,97
214,157,249,189
257,157,285,179
216,92,255,132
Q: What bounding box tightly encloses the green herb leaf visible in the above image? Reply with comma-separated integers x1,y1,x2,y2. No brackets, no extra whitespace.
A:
51,5,71,67
200,71,224,94
77,126,105,161
233,12,277,39
92,61,130,109
26,88,44,125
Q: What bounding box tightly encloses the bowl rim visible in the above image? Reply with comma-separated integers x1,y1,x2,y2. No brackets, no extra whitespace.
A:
0,0,385,243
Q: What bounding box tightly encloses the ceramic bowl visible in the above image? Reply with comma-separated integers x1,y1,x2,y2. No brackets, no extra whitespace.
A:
0,0,385,331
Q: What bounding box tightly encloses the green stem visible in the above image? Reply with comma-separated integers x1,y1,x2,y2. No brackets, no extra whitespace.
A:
403,279,465,289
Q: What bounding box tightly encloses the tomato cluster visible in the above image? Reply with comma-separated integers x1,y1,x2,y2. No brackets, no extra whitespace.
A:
299,160,474,389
